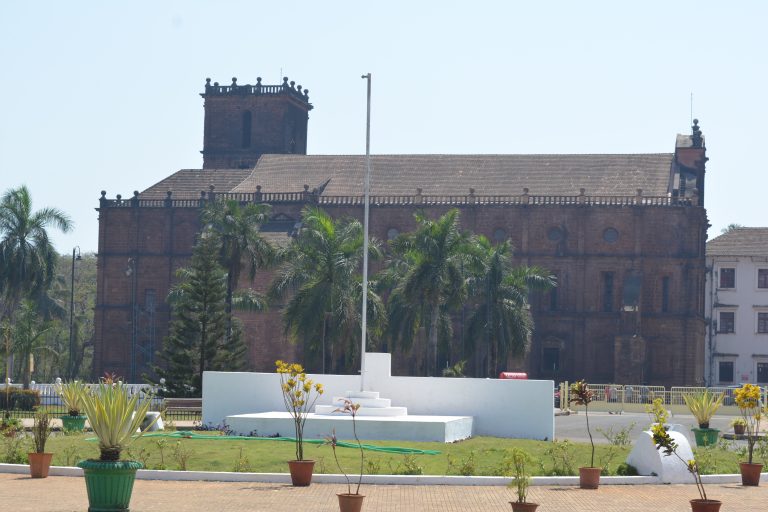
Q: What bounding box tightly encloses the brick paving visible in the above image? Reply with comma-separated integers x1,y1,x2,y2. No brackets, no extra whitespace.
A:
1,474,766,511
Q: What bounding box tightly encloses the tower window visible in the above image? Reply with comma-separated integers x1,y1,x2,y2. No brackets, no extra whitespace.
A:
241,111,252,149
601,272,614,312
661,276,670,313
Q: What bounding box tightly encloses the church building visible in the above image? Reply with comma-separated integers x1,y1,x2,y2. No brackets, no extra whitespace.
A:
93,76,709,386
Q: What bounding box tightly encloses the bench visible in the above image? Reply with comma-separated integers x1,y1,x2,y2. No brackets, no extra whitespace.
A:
163,398,202,415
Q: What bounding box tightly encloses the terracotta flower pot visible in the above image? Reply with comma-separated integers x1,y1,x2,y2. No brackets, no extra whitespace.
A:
509,501,539,512
28,452,53,478
578,466,601,489
287,459,315,486
689,499,722,512
337,493,365,512
739,462,763,486
733,424,745,435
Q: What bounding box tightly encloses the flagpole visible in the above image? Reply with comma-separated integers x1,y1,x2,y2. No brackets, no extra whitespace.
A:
360,73,371,392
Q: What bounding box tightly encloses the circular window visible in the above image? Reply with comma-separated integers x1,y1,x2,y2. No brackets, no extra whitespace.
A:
493,228,507,242
603,228,619,243
387,228,399,240
547,227,563,242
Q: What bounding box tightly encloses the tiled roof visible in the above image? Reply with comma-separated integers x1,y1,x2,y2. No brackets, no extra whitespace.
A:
707,228,768,257
141,153,676,199
233,154,675,197
140,169,252,200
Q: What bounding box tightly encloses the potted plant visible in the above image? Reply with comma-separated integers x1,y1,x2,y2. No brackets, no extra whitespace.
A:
682,389,724,447
730,417,747,436
507,447,539,512
325,399,365,512
28,409,53,478
652,422,721,512
276,360,324,486
1,413,22,438
569,380,601,489
733,383,764,486
56,380,89,432
77,375,157,512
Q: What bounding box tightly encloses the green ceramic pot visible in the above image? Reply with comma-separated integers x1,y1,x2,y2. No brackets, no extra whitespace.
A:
60,415,87,432
77,459,142,512
692,428,720,447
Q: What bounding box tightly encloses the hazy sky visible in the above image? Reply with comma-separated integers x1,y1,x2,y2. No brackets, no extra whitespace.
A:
1,1,765,253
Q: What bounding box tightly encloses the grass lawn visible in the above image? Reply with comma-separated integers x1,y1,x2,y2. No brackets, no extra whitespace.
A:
27,432,747,476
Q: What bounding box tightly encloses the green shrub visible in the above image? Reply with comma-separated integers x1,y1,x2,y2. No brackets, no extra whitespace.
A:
0,388,41,410
615,463,638,476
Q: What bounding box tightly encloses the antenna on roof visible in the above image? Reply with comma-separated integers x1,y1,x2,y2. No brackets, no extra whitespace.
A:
690,92,694,126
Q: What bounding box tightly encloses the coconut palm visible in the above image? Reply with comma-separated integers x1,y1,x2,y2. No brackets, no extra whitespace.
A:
465,237,556,377
200,199,275,338
269,207,383,373
383,209,479,376
0,185,72,319
10,300,54,388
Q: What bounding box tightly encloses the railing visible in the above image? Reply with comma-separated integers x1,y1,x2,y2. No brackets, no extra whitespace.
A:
1,384,202,422
561,383,768,416
202,77,311,105
100,190,694,209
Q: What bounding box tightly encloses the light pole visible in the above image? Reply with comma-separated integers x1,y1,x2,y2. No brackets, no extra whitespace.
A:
68,247,82,380
360,72,372,392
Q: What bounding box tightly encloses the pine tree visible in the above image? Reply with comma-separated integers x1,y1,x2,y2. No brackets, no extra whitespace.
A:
156,232,247,397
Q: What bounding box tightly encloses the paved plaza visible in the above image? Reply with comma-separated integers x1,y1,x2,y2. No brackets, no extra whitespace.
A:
1,473,766,511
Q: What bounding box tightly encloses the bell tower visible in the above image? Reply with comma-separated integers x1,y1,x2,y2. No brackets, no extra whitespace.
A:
200,76,313,169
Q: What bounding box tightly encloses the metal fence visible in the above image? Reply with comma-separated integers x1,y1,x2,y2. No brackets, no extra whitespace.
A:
0,384,202,422
561,382,768,416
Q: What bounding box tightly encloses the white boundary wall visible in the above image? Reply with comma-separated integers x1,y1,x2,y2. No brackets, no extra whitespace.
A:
203,353,554,440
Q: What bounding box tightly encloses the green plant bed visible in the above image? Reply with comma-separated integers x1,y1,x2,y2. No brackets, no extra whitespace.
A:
61,415,87,432
77,460,142,512
692,428,720,447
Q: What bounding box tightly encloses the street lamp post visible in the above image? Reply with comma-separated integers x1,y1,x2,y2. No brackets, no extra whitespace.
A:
68,247,81,380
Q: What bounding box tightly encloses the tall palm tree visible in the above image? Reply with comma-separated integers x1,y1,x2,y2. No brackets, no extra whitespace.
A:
383,209,479,376
0,185,73,319
269,207,384,373
200,199,275,338
11,300,54,389
465,237,556,377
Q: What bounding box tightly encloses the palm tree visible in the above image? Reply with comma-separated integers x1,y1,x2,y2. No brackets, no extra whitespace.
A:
200,199,275,338
465,237,556,377
269,207,383,373
383,209,479,376
11,300,54,389
0,185,72,319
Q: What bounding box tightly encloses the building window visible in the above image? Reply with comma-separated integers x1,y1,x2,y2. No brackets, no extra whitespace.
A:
602,272,614,312
719,268,735,289
719,361,734,383
603,227,619,243
759,269,768,289
493,228,507,243
241,111,252,148
718,311,735,333
758,363,768,384
386,228,399,240
549,277,558,311
547,227,563,241
758,312,768,334
661,276,670,313
542,347,560,372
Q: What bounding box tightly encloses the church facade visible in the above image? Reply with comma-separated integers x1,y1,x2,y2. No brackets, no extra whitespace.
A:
93,76,709,386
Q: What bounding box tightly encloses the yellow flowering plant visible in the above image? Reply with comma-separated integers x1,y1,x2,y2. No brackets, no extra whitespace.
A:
652,422,709,501
276,360,324,461
734,383,764,464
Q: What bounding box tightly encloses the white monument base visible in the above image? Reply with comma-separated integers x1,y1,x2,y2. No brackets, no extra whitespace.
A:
626,429,694,483
315,390,408,417
226,411,473,443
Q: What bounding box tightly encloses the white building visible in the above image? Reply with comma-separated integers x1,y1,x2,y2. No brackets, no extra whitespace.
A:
705,228,768,385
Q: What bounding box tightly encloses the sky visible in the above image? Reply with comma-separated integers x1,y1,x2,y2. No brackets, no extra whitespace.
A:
1,1,766,253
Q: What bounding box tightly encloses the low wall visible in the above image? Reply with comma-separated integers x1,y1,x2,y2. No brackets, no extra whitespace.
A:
203,353,554,440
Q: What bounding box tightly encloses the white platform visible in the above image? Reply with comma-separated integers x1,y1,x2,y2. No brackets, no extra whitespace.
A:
315,391,408,417
226,411,473,443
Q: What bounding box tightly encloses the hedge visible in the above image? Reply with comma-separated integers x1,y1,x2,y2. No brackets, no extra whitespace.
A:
0,388,41,410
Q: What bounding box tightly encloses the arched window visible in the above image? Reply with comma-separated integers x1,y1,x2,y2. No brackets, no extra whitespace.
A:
241,111,252,148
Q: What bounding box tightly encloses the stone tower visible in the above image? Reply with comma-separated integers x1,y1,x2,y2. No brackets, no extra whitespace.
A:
201,76,313,169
